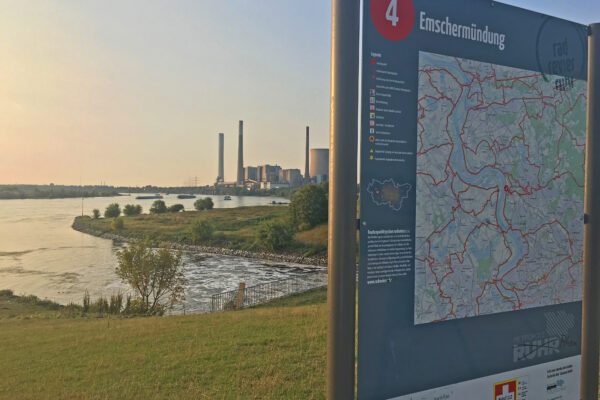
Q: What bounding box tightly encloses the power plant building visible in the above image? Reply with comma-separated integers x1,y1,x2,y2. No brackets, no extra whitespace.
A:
214,122,324,188
261,164,281,183
244,166,259,182
281,168,303,187
310,149,329,183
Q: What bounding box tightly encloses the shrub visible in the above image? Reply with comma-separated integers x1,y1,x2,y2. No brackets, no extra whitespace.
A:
112,217,124,231
150,200,167,214
90,296,109,315
82,290,90,312
124,294,132,314
257,221,294,251
123,296,146,315
194,199,204,210
289,184,328,229
109,293,123,314
92,209,101,219
104,203,121,218
168,204,185,213
203,197,214,210
123,204,142,216
116,240,186,315
194,197,214,211
190,220,214,244
63,302,82,317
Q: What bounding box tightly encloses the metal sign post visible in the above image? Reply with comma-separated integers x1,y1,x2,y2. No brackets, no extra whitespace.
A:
327,0,360,399
581,22,600,400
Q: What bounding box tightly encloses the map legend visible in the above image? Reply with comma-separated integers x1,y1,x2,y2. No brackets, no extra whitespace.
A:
367,52,413,164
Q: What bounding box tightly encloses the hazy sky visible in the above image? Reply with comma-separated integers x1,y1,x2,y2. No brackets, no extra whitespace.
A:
1,1,599,186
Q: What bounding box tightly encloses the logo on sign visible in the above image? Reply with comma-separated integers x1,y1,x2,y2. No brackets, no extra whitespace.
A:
370,0,415,41
494,379,518,400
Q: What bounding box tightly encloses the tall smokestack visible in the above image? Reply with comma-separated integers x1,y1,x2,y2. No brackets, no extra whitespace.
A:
217,133,224,182
305,126,310,180
237,120,244,185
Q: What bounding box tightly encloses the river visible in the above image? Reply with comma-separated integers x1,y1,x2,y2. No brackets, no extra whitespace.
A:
0,194,326,313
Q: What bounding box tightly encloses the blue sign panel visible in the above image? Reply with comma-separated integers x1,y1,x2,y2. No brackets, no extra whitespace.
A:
358,1,588,399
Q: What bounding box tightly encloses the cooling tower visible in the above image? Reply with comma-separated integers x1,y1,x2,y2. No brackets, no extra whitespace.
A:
309,149,329,178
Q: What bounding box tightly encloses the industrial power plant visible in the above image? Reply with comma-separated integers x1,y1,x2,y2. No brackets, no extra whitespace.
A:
215,121,328,190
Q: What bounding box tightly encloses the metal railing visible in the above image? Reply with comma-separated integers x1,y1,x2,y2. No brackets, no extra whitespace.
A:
210,275,327,312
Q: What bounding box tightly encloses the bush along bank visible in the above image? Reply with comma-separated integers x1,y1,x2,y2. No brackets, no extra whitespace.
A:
72,217,327,268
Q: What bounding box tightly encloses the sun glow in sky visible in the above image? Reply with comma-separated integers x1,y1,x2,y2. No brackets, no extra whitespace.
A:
1,0,598,186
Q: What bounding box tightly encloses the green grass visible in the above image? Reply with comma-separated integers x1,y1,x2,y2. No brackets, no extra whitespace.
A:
0,288,328,400
0,290,68,319
75,206,328,257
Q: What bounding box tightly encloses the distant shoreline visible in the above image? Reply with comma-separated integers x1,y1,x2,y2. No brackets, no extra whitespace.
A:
0,194,122,200
0,185,121,200
1,184,296,200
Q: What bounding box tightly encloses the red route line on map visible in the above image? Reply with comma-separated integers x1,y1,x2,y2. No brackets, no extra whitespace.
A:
416,58,584,321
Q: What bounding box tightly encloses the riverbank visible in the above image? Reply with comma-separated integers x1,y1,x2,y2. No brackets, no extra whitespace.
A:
0,288,327,399
0,184,120,200
0,290,73,319
72,206,328,267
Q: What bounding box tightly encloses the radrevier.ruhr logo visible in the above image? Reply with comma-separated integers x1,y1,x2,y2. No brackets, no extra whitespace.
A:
513,311,577,362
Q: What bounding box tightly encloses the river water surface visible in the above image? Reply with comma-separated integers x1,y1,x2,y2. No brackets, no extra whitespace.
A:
0,194,326,313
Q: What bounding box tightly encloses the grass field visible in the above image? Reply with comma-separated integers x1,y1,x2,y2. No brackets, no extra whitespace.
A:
0,288,328,400
0,290,66,319
74,206,328,257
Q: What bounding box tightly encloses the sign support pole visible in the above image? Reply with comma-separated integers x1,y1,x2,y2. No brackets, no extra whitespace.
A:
582,22,600,400
327,0,360,399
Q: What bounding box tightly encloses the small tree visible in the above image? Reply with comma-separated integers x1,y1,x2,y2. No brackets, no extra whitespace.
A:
104,203,121,218
112,217,124,231
150,200,167,214
289,184,328,229
194,198,205,210
203,197,214,210
123,204,143,216
92,209,101,219
168,204,185,213
190,220,214,244
116,240,186,315
194,197,214,211
257,221,294,251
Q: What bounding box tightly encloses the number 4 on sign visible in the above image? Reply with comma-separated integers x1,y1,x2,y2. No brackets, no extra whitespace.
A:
386,0,399,27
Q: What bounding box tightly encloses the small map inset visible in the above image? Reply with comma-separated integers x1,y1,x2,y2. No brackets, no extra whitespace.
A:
367,179,412,211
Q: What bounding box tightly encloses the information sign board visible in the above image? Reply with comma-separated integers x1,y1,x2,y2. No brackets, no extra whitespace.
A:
358,1,588,398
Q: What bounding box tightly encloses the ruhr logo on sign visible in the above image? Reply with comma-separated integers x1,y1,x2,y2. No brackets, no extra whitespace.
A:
494,379,518,400
370,0,415,41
